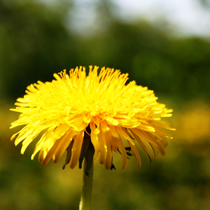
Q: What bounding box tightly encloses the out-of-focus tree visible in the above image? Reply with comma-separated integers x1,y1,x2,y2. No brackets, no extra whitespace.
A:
75,19,210,103
1,0,210,104
0,0,76,99
69,0,210,103
199,0,210,8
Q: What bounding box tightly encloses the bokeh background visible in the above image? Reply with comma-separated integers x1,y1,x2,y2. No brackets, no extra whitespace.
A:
1,0,210,209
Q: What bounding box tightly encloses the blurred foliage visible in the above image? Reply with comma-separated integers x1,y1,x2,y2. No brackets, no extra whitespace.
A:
199,0,210,8
0,0,210,210
0,0,76,98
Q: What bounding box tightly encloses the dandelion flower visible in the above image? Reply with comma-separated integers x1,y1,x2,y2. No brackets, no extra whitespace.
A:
10,66,175,170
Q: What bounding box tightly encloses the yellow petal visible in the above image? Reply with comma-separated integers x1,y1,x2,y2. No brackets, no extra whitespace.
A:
40,140,61,165
53,129,75,163
105,141,112,169
90,122,100,161
98,127,108,165
116,137,127,169
69,131,84,169
131,131,152,162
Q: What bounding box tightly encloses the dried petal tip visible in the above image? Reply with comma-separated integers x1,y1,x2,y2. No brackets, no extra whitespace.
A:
10,66,175,170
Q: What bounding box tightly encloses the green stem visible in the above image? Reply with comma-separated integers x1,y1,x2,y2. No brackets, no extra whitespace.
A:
80,152,94,210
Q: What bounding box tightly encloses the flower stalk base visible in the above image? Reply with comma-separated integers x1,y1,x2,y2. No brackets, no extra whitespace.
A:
79,138,94,210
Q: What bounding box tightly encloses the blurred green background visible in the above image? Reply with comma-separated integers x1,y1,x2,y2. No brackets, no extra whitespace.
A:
1,0,210,209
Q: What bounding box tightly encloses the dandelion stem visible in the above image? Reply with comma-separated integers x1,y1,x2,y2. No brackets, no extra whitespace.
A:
79,140,94,210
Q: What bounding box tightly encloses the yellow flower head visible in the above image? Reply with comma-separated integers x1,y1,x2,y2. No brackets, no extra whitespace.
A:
10,66,175,169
